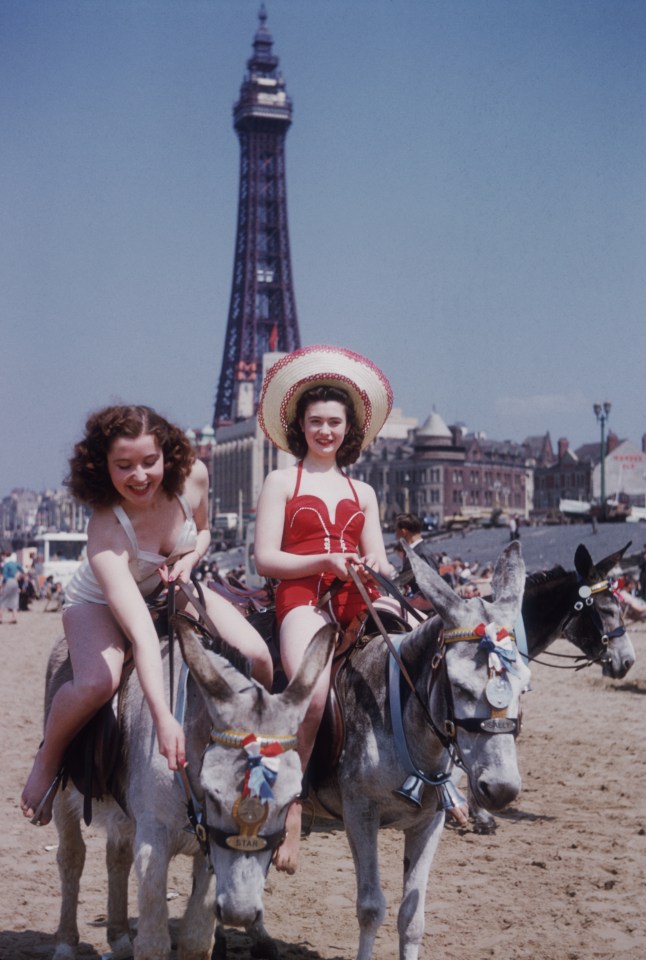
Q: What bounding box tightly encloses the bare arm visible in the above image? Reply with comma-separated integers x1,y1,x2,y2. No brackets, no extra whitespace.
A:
254,470,359,581
88,514,185,769
357,482,395,577
167,460,212,584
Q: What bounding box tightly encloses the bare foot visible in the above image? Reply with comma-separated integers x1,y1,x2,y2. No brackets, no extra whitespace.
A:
272,801,302,875
447,800,470,828
21,751,62,826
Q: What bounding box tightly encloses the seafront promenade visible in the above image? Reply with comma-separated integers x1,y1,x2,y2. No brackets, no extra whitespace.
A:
395,520,644,574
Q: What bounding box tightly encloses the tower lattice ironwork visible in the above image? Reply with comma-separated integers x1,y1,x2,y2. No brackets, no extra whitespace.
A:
213,6,300,427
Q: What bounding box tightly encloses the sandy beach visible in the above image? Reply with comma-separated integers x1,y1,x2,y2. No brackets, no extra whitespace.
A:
1,598,644,960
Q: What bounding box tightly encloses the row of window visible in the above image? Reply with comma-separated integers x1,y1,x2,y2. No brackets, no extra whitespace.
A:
390,468,526,491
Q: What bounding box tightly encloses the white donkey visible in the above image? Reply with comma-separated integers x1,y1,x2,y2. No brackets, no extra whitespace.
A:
308,539,529,960
48,617,336,960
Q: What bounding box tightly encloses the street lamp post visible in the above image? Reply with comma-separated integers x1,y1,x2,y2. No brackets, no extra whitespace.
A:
593,401,611,520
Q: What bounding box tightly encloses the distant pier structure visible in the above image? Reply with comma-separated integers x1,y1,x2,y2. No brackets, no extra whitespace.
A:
213,5,300,427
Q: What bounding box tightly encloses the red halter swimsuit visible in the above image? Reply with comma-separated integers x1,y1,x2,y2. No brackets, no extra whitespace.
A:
274,462,379,628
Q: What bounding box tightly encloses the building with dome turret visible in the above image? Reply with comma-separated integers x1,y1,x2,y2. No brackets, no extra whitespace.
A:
353,409,531,528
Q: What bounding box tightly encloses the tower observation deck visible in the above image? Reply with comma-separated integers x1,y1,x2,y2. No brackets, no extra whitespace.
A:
213,6,300,427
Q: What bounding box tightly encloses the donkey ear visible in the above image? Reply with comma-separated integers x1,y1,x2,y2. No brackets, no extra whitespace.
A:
574,544,594,580
174,616,243,702
594,541,632,577
279,624,336,709
490,540,525,611
403,541,460,621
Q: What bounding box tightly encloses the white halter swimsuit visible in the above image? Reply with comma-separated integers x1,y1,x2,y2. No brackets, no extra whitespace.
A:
64,494,197,607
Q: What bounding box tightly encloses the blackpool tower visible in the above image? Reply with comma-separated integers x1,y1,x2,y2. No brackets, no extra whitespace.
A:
213,6,300,427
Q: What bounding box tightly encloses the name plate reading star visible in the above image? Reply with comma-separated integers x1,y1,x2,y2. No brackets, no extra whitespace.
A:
226,796,269,852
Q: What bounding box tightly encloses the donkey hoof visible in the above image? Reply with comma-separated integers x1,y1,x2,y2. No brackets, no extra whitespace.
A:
110,933,134,959
53,946,77,960
472,813,497,835
211,926,226,960
251,939,279,960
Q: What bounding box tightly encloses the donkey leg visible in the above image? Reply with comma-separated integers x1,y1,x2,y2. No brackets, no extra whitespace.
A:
177,851,216,960
132,823,172,960
106,822,135,959
398,813,444,960
344,804,386,960
53,792,85,960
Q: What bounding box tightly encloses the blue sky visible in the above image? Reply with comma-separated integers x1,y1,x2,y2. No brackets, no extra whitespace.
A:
2,0,645,493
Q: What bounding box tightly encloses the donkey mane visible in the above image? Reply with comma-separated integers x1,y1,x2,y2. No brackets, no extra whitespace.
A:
525,565,570,588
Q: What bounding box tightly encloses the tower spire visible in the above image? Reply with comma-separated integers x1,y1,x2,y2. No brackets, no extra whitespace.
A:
213,7,300,427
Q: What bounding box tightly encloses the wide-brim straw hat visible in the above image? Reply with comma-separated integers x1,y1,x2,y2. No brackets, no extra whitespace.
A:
258,344,393,453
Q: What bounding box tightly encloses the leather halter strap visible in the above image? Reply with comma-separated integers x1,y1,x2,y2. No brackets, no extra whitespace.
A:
443,625,516,644
210,729,298,751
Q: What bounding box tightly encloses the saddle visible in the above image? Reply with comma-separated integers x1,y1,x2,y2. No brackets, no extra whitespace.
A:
61,660,134,826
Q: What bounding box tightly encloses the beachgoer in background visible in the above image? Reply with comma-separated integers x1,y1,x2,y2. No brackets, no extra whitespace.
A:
1,553,25,624
20,404,272,828
638,544,646,599
394,512,439,611
18,570,37,611
254,345,396,874
44,580,65,612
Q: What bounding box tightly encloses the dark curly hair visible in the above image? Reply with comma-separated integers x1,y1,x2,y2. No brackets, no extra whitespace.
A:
66,405,195,507
285,385,363,467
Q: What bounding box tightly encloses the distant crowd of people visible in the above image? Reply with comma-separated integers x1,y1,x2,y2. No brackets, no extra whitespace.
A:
0,550,66,623
391,512,494,608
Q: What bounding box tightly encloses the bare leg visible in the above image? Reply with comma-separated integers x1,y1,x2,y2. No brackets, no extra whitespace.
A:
273,606,334,874
21,603,125,824
201,588,274,690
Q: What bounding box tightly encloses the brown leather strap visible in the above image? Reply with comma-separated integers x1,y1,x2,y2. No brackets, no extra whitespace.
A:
315,576,346,612
346,566,421,701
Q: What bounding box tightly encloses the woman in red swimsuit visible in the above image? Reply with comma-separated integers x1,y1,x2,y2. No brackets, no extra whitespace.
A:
255,345,396,874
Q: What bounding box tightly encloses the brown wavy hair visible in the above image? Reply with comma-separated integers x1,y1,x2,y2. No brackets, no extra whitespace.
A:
66,405,195,507
285,386,363,467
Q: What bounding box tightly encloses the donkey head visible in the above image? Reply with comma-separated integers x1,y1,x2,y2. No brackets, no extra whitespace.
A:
572,541,635,678
176,618,335,932
404,541,528,811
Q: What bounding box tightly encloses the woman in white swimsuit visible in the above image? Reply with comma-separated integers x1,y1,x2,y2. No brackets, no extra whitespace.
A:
21,404,273,827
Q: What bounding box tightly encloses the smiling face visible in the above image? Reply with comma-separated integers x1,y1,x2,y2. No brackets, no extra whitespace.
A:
300,399,350,460
107,432,165,507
